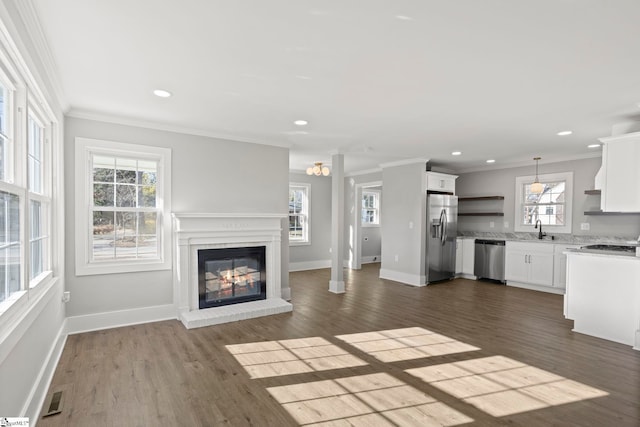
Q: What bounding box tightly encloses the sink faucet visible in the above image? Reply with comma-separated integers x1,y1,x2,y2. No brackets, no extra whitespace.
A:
534,219,546,240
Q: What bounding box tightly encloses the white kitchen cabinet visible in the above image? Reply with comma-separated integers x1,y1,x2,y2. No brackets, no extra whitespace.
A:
455,237,463,274
553,244,581,289
505,241,554,289
461,238,475,277
599,131,640,212
426,171,457,194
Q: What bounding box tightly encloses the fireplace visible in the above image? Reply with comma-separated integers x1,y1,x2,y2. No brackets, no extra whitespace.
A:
172,213,292,329
198,246,266,308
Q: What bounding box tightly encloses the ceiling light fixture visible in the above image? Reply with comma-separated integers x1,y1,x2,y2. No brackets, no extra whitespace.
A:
486,159,496,163
557,130,573,136
306,162,330,176
587,143,601,148
294,120,308,126
451,151,462,156
531,157,544,194
153,89,172,98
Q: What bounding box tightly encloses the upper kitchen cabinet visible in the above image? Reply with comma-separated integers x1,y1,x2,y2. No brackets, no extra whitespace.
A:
598,131,640,212
425,172,458,194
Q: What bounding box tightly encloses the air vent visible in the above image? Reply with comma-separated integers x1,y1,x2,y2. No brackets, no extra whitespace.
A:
42,390,63,417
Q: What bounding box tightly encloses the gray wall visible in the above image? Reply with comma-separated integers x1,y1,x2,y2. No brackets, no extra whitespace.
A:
456,156,640,238
65,117,289,317
289,172,332,266
345,172,383,265
380,163,426,280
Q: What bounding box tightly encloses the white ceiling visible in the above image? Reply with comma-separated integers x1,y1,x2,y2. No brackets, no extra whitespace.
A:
28,0,640,174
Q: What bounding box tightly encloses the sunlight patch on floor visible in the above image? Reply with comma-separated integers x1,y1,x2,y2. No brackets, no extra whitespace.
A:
226,337,367,379
267,372,474,426
335,327,480,362
406,355,609,417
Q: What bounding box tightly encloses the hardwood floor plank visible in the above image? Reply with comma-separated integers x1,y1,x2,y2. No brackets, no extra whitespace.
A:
39,264,640,426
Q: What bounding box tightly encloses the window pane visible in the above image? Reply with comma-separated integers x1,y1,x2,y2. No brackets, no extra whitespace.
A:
93,183,114,206
93,211,115,260
0,83,6,136
138,212,157,235
115,158,137,183
28,116,43,193
0,191,20,303
93,155,115,182
289,215,302,238
289,189,302,214
116,184,136,207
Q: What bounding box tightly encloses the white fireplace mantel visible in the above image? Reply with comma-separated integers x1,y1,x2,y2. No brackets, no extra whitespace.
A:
172,213,292,329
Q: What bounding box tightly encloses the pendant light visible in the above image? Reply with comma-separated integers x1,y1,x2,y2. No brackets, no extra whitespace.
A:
530,157,544,194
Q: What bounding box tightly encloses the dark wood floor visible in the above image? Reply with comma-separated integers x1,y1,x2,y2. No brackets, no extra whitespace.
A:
40,264,640,426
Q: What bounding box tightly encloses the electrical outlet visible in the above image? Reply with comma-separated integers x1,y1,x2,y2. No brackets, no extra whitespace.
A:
394,254,399,262
62,291,71,303
580,222,590,231
489,221,495,228
504,221,509,228
409,221,414,229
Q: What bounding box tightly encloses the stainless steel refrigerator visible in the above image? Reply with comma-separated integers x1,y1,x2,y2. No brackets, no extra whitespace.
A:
426,194,458,284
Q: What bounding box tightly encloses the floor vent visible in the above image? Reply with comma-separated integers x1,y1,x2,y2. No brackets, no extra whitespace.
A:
42,390,63,417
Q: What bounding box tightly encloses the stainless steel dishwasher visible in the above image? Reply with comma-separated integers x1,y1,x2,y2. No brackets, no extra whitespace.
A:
474,239,506,282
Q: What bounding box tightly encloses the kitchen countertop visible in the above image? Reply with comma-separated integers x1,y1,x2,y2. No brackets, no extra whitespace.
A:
457,231,639,246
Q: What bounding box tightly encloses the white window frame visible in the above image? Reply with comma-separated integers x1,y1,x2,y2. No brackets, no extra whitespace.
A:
514,172,573,234
361,190,381,227
75,137,172,275
27,100,52,287
288,183,310,246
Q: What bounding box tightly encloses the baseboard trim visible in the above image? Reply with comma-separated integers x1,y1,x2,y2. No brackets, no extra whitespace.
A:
379,268,425,287
25,319,68,422
361,255,381,264
506,281,565,295
66,304,176,335
289,260,331,272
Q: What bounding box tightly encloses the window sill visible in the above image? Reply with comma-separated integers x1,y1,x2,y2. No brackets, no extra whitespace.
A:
362,223,380,228
289,240,311,247
76,259,171,276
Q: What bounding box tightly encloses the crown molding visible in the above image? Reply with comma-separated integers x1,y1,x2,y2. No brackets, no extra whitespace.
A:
66,108,293,149
13,0,68,113
454,152,602,174
379,158,429,169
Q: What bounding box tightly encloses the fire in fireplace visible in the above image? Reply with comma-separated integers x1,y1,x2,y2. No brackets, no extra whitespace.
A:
197,246,267,309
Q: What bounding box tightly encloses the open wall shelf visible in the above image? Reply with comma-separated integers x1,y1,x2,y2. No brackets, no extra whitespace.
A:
458,195,504,216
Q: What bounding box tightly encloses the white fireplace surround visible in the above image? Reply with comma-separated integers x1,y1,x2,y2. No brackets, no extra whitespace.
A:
172,213,292,329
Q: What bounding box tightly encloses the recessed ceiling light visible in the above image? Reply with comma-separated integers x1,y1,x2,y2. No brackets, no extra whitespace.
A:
451,151,462,156
395,15,414,21
486,159,496,163
153,89,172,98
557,130,573,136
588,143,601,148
294,120,308,126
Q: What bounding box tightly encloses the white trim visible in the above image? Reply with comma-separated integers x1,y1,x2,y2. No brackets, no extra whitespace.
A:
289,259,331,272
289,182,310,245
66,304,176,335
380,158,429,169
345,168,383,177
74,137,172,276
379,268,426,287
514,171,573,234
67,108,292,149
361,255,381,264
24,318,67,422
455,152,601,174
507,281,564,295
599,130,640,144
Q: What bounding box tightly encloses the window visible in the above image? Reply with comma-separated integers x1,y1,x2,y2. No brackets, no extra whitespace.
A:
514,172,573,234
0,81,9,182
75,138,172,275
28,108,50,282
0,191,20,303
288,183,309,244
362,190,380,226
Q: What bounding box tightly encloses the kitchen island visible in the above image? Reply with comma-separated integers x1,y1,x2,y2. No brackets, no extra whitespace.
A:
564,249,640,350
